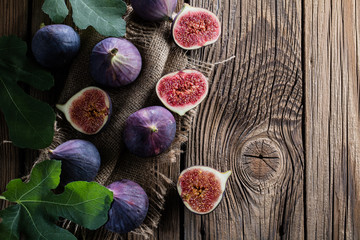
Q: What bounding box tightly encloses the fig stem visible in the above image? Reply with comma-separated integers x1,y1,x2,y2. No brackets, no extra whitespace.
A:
56,104,66,113
150,126,158,133
110,48,118,56
222,170,232,180
170,12,178,21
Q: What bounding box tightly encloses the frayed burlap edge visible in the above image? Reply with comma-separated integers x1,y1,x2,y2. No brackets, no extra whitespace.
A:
26,8,216,240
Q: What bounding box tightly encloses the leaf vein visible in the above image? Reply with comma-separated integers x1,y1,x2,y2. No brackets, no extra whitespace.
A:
18,166,58,201
0,77,48,145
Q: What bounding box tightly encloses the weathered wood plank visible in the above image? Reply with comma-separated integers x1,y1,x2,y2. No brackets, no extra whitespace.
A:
185,0,303,239
0,0,29,209
304,0,360,239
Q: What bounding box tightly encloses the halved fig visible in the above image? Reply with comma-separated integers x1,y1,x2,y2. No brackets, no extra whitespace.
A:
177,166,231,214
156,69,208,116
172,4,221,50
56,86,112,135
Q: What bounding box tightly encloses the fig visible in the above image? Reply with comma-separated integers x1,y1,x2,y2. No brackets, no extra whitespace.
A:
49,139,101,185
56,86,112,135
31,24,80,68
105,180,149,234
131,0,177,21
172,4,221,50
90,37,142,87
177,166,231,214
123,106,176,158
156,69,208,116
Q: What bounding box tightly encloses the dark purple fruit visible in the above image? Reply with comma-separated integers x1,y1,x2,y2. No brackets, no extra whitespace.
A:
31,24,80,68
56,86,112,135
131,0,177,21
123,106,176,158
90,37,142,87
156,69,209,116
105,180,149,234
177,166,231,214
49,139,101,185
172,4,221,50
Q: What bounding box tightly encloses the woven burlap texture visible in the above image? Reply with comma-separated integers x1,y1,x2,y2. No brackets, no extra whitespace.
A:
34,10,214,240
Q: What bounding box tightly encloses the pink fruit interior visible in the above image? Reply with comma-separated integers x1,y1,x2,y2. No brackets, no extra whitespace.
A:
69,89,110,134
158,71,207,107
174,9,220,48
179,168,222,213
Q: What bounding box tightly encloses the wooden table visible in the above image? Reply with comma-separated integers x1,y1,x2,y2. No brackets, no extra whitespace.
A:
1,0,359,239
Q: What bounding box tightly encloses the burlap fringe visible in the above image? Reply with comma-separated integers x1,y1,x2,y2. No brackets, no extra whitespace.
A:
25,7,216,239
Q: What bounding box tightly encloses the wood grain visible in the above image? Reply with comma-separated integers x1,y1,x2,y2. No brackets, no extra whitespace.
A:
0,0,29,209
185,0,304,239
3,0,360,239
305,0,360,239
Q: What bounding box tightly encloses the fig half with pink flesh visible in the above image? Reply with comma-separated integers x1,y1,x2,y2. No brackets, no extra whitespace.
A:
172,4,221,50
177,166,231,214
156,69,208,116
56,86,112,135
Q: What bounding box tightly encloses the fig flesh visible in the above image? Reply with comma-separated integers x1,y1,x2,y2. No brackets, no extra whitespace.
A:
172,4,221,50
131,0,177,21
49,139,101,185
177,166,231,214
156,69,208,116
123,106,176,158
31,24,80,68
56,86,112,135
90,37,142,87
105,180,149,234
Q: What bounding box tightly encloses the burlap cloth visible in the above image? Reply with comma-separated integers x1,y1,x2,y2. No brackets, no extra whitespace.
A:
34,8,214,239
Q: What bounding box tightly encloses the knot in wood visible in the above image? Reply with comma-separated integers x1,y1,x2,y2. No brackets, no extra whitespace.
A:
239,138,283,190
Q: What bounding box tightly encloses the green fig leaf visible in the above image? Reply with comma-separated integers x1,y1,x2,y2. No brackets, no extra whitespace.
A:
0,160,113,240
69,0,127,37
0,36,55,149
42,0,69,23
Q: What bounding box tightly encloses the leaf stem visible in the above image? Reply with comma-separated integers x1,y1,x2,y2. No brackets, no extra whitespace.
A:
0,195,6,200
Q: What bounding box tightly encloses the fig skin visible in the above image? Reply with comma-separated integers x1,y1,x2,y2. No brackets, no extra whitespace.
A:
131,0,177,21
177,166,231,214
105,180,149,234
156,69,209,116
49,139,101,185
56,86,112,135
31,24,80,68
90,37,142,87
172,4,221,50
123,106,176,158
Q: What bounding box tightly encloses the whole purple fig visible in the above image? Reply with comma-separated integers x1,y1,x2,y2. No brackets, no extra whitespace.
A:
105,180,149,234
31,24,80,68
123,106,176,158
90,37,142,87
49,139,101,185
131,0,177,21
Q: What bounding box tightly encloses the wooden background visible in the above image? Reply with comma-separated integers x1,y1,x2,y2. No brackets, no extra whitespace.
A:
1,0,360,239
